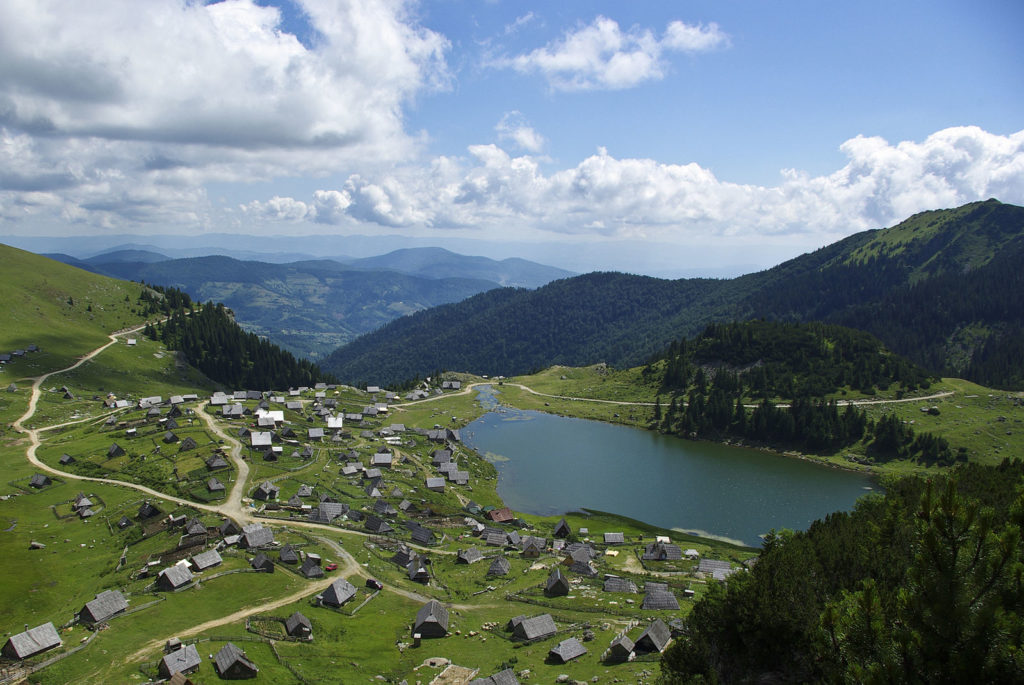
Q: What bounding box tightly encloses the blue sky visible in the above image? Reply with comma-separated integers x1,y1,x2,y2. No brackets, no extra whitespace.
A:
0,0,1021,276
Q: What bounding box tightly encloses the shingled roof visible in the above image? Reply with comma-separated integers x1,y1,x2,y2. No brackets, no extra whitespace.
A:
299,557,324,578
469,668,520,685
191,549,223,571
3,622,62,659
413,599,449,638
545,568,570,596
214,642,258,679
159,643,200,678
488,556,511,576
285,611,312,638
511,614,557,641
456,547,484,564
157,564,194,590
635,618,672,653
240,523,274,548
603,576,638,593
549,637,587,663
606,634,635,662
320,578,357,607
250,552,274,572
641,582,680,610
80,589,129,624
364,514,393,535
642,541,683,561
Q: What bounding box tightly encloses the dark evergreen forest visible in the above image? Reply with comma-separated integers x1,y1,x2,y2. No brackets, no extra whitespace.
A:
662,460,1024,683
646,321,955,465
141,291,335,389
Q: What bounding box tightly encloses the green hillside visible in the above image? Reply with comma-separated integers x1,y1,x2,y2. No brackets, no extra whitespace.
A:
0,243,154,375
322,200,1024,388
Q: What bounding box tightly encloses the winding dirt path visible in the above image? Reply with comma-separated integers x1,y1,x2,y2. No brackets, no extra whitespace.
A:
494,381,954,409
194,401,250,522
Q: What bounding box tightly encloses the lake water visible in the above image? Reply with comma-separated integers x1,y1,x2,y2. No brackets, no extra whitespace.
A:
461,386,876,547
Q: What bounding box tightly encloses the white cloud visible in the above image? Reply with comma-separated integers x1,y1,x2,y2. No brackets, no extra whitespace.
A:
242,195,313,222
494,15,727,91
505,12,538,35
0,0,449,229
259,126,1024,242
495,112,545,153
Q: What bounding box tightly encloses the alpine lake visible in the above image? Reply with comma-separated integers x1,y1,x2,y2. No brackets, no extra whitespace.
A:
462,385,877,547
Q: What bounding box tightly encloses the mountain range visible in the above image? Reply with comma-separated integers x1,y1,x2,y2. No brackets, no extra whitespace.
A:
43,248,574,360
321,199,1024,388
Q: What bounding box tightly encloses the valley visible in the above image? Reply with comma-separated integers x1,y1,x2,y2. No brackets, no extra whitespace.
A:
1,199,1022,684
1,295,1019,683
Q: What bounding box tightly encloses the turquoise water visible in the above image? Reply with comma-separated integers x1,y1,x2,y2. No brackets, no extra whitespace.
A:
462,387,876,547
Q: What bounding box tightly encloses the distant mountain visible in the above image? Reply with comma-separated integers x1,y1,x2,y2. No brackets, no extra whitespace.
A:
87,248,170,263
342,247,575,287
84,255,505,360
41,252,95,272
322,200,1024,388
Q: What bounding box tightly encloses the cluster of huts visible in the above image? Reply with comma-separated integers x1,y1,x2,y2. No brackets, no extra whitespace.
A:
0,343,39,368
404,378,462,401
158,639,259,680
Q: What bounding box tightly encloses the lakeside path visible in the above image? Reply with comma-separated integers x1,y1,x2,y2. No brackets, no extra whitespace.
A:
394,380,955,410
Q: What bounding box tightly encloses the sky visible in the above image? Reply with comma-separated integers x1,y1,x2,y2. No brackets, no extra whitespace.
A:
1,0,1022,276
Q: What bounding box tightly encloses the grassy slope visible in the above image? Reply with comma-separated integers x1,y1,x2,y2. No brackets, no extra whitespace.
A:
0,243,154,377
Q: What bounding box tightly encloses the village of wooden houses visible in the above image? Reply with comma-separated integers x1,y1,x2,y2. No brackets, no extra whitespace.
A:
1,341,753,685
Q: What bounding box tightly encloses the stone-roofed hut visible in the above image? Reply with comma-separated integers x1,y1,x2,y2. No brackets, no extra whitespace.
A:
285,611,312,639
159,643,200,679
635,618,672,653
2,623,62,659
214,642,259,679
413,599,449,638
545,568,570,596
549,637,588,664
79,589,129,625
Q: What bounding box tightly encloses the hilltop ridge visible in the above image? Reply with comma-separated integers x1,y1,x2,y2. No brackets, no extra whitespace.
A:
322,200,1024,388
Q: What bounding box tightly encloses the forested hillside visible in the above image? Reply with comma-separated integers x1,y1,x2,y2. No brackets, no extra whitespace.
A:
661,460,1024,683
322,272,727,388
144,299,336,389
651,320,933,398
645,321,952,463
322,200,1024,388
